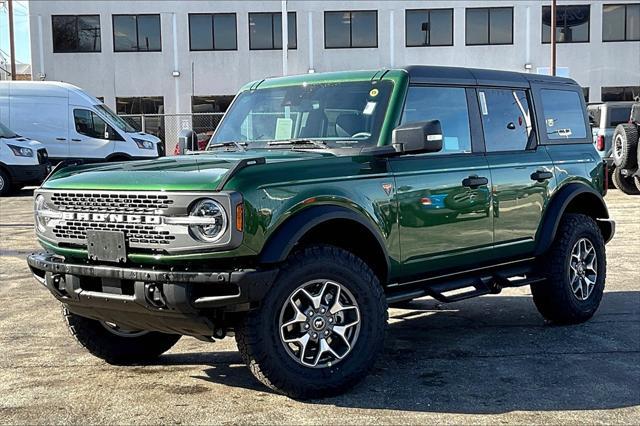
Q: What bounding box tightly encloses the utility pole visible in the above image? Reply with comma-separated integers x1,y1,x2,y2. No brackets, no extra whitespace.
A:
551,0,557,76
8,0,17,80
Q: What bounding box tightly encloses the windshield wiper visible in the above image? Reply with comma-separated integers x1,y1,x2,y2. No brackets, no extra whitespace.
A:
266,139,329,149
207,141,248,152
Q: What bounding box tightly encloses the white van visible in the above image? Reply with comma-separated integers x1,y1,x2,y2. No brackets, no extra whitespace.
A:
0,81,163,163
0,121,49,196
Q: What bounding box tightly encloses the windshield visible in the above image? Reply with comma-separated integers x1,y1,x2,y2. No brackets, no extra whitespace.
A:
211,80,393,148
96,104,137,133
0,122,18,139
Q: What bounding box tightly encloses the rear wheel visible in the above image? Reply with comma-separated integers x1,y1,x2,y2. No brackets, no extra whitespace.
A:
62,306,181,363
635,176,640,192
612,167,640,195
611,124,638,169
235,245,387,398
531,214,606,324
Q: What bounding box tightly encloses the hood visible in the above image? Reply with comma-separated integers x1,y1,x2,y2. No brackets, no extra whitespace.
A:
42,149,331,191
127,132,161,143
1,136,44,150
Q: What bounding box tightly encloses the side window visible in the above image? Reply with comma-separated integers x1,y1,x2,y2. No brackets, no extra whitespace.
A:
401,86,472,154
478,89,533,152
74,109,108,139
540,89,587,140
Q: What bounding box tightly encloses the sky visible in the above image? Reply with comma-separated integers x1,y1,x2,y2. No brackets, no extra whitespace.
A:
0,0,31,64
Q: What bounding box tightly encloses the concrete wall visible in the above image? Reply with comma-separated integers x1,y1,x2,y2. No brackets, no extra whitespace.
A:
28,0,640,113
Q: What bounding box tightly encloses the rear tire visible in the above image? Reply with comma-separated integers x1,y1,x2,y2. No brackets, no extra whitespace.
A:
62,306,181,363
611,124,638,169
235,245,387,399
0,169,12,196
634,176,640,192
612,167,640,195
531,214,606,324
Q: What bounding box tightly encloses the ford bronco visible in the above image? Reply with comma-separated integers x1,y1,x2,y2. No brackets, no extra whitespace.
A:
27,66,614,398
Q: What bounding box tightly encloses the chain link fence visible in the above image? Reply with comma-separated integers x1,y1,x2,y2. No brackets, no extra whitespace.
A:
119,113,224,155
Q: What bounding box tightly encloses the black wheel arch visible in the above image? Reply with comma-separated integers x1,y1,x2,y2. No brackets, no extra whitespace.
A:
106,153,132,162
258,205,391,284
534,182,613,256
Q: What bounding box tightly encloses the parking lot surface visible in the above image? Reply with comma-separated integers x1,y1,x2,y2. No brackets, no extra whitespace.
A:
0,189,638,425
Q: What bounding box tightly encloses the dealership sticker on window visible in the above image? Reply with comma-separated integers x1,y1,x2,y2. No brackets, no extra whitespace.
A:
546,118,555,127
363,101,377,115
479,92,488,115
275,118,293,140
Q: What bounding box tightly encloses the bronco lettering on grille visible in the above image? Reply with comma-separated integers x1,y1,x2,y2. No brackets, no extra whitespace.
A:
61,212,161,224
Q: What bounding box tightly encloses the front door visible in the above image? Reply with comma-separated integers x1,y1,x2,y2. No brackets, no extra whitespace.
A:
70,108,115,159
477,88,554,258
390,86,493,277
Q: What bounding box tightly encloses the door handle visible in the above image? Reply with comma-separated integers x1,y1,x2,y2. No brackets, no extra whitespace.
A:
56,137,66,141
71,138,82,142
462,175,489,189
531,170,553,182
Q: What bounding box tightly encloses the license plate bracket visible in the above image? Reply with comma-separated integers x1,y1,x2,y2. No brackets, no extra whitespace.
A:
86,230,127,263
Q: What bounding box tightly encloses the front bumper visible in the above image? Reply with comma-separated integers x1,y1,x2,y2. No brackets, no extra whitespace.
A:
8,163,50,185
26,252,278,336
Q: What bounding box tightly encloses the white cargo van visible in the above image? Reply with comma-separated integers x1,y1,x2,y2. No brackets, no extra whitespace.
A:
0,81,163,163
0,121,49,196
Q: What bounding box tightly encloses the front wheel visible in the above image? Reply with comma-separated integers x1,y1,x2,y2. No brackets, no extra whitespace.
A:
0,169,12,196
235,245,387,398
531,214,606,324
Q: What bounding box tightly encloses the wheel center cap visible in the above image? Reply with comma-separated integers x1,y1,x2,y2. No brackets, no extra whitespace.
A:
312,317,326,331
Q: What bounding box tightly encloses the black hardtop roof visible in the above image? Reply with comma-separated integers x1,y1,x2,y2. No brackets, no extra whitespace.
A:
403,65,578,88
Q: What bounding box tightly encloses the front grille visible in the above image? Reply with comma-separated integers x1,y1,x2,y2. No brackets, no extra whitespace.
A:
37,149,48,165
53,221,176,245
50,192,174,214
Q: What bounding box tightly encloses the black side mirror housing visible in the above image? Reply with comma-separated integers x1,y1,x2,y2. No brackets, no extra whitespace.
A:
177,129,197,155
392,120,443,154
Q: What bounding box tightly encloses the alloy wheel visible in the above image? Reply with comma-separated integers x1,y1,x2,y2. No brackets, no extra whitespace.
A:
569,237,598,301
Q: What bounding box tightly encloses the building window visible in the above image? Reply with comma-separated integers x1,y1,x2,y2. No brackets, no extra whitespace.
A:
465,7,513,46
325,11,378,48
405,9,453,47
113,14,161,52
582,87,590,102
601,86,640,102
52,15,101,53
603,4,640,42
249,12,296,50
189,14,237,51
542,5,590,43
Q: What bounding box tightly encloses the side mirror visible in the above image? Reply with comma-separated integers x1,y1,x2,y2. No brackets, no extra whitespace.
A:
177,129,197,155
392,120,443,154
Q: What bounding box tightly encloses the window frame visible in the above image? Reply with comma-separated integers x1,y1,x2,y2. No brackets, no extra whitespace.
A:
541,4,591,44
531,84,591,146
248,12,297,51
465,7,514,46
188,13,237,51
52,14,102,53
112,14,162,53
73,108,110,139
602,3,640,42
324,10,379,49
405,8,454,47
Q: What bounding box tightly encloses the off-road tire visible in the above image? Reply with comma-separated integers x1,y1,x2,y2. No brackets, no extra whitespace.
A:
612,167,640,195
62,306,181,363
611,124,638,169
634,175,640,192
0,169,12,196
235,245,387,399
531,214,606,324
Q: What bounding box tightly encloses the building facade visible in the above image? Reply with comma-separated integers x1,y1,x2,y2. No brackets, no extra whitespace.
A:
28,0,640,115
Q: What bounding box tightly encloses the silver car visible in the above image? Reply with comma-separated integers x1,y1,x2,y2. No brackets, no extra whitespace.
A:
588,101,634,166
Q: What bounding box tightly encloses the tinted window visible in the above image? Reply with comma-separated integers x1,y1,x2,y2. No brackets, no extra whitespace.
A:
603,4,640,42
608,107,632,127
601,86,640,101
52,15,101,53
479,89,533,152
401,87,472,155
325,11,377,48
113,14,161,52
542,5,590,43
74,109,108,139
466,8,513,45
249,12,296,50
540,90,587,140
406,9,453,47
189,13,237,51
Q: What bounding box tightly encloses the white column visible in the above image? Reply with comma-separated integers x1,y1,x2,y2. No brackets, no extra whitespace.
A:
307,11,314,72
172,13,180,113
281,0,288,76
389,10,395,67
37,15,44,79
525,6,531,72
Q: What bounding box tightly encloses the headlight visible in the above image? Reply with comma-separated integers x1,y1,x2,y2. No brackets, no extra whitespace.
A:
133,138,155,150
8,144,34,157
34,195,48,232
188,198,227,242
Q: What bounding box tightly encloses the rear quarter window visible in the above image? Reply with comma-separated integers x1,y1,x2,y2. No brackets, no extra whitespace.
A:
540,89,587,140
608,107,632,127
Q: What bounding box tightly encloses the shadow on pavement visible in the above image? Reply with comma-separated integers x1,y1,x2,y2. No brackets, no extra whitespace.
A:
159,291,640,413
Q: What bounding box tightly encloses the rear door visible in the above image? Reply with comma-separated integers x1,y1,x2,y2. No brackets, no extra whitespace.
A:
390,85,493,276
477,87,555,258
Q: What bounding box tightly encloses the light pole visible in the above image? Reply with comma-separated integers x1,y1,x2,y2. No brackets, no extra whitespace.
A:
281,0,288,76
551,0,557,76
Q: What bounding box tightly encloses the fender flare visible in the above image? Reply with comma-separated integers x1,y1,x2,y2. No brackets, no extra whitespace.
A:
534,183,612,256
106,153,133,162
258,204,391,276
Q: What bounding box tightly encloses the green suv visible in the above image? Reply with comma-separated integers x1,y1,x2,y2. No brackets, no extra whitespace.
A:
27,67,615,398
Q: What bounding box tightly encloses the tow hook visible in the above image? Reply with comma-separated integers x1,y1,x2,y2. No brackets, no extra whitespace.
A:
144,283,167,308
